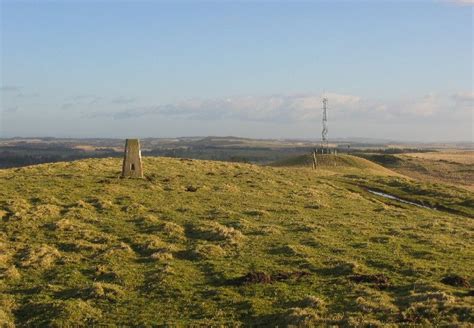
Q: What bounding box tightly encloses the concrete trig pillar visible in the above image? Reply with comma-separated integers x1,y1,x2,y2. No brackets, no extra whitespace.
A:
121,139,143,178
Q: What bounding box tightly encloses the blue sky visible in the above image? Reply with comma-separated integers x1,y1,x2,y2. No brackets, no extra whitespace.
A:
1,0,472,141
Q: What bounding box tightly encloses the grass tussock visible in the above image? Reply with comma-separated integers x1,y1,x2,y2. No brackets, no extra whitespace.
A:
161,222,185,238
150,250,173,261
19,245,61,269
401,291,470,325
0,265,21,280
354,287,398,316
283,307,321,327
0,156,472,326
33,204,61,218
301,296,326,311
88,282,124,302
190,222,244,245
0,297,16,328
52,218,75,231
191,243,226,260
47,299,102,327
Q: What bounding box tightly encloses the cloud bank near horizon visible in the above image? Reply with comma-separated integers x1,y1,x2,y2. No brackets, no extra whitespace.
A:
2,87,472,141
85,91,473,124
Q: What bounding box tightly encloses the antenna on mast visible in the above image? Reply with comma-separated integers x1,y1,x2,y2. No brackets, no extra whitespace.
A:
322,96,328,154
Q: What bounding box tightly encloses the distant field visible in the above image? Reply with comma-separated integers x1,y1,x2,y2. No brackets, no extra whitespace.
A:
355,150,474,192
401,150,474,165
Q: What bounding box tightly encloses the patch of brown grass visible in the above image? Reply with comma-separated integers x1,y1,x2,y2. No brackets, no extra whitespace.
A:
0,265,21,280
0,296,16,328
150,250,173,261
191,222,244,245
19,245,61,269
33,204,61,218
88,282,124,302
191,244,226,260
162,222,185,238
48,299,102,327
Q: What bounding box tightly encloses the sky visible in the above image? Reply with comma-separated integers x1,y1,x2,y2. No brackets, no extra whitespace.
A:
1,0,472,142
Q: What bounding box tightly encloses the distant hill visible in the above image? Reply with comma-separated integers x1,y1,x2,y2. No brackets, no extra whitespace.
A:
0,157,472,326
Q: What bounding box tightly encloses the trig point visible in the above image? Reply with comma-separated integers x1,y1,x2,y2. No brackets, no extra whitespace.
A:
121,139,143,178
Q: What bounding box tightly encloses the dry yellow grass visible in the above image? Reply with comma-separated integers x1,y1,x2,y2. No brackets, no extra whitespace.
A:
393,150,474,191
402,150,474,165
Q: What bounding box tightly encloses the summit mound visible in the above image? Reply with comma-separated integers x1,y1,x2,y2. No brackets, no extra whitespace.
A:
271,153,399,175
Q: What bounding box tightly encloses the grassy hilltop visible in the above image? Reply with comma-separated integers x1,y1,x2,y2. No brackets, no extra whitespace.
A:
0,156,473,326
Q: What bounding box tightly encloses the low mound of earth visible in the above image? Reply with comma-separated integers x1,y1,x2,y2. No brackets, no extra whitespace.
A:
0,157,473,326
271,154,399,175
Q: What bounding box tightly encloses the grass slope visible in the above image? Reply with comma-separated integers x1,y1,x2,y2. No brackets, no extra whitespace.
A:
271,154,399,175
0,157,473,326
356,151,474,191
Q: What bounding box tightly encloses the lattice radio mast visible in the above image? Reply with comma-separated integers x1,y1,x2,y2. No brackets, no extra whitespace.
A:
322,97,328,153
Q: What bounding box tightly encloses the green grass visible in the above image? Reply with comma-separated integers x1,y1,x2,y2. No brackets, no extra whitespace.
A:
0,157,473,326
271,153,399,174
354,152,474,191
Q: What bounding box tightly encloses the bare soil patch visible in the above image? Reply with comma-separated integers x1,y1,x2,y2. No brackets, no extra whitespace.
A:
349,274,390,289
441,275,470,288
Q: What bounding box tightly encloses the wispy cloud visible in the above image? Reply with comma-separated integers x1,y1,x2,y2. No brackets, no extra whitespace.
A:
85,92,468,123
1,85,21,92
60,95,102,110
445,0,474,5
60,103,75,110
71,94,102,105
15,93,39,99
61,95,137,110
452,91,474,102
3,106,19,113
111,97,137,105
